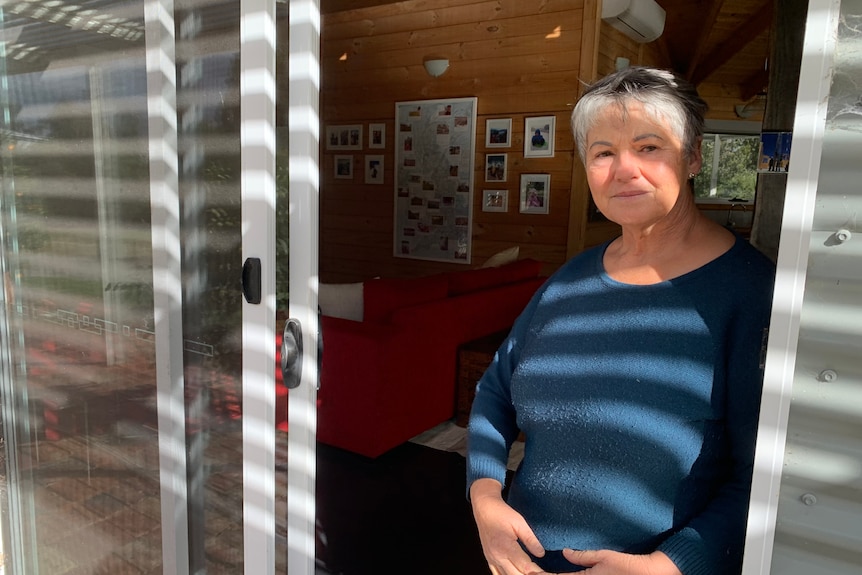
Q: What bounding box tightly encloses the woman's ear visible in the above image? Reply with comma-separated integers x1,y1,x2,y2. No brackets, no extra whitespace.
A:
688,136,704,175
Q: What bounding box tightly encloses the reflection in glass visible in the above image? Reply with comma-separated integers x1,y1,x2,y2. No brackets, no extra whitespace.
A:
0,1,274,572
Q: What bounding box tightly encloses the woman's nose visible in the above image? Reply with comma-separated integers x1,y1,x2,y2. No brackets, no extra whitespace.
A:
613,151,639,181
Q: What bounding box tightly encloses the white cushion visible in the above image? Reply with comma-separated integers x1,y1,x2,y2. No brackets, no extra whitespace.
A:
481,246,520,268
318,282,364,321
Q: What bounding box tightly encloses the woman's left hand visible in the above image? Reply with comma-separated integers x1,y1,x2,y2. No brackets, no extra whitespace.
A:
560,549,682,575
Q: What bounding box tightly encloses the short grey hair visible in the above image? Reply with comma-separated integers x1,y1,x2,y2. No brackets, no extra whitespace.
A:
571,66,708,163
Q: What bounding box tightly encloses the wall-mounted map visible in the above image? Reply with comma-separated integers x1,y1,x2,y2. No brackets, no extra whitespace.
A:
394,97,477,263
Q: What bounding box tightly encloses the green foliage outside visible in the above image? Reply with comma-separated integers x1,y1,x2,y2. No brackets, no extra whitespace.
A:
694,134,760,202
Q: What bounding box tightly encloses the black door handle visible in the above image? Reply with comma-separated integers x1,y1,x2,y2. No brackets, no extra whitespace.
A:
242,257,262,304
281,318,303,389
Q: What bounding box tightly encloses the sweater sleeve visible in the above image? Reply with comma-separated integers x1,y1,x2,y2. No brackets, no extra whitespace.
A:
465,284,545,494
658,263,774,575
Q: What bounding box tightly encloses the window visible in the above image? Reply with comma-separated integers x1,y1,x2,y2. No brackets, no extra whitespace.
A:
693,132,760,202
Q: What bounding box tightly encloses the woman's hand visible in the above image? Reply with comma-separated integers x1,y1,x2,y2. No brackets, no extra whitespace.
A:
561,549,682,575
470,478,546,575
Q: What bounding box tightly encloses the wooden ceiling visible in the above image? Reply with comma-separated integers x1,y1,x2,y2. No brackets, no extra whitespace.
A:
656,0,773,101
321,0,774,103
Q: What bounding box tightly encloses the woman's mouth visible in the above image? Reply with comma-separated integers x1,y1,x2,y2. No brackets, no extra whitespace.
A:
613,189,650,198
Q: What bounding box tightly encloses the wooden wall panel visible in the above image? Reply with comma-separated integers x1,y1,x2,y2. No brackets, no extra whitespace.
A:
320,0,585,283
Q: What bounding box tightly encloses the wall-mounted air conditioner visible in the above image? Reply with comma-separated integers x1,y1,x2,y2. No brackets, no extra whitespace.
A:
601,0,666,43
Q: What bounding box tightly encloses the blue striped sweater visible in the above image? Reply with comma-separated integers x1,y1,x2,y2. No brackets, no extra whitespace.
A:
467,236,775,575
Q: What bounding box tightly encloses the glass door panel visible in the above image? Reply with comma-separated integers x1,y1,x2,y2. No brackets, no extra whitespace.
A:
0,3,165,572
0,1,290,572
172,2,244,572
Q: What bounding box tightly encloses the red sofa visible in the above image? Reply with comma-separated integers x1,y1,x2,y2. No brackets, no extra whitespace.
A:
314,258,546,458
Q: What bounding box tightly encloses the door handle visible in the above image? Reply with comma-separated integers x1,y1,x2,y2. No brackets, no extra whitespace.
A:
281,318,302,389
241,257,262,304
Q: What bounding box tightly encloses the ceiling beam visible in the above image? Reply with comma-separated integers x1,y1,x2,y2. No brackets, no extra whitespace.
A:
691,0,773,86
685,0,726,81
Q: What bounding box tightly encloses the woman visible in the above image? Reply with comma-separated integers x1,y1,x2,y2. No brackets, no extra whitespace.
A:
466,66,775,575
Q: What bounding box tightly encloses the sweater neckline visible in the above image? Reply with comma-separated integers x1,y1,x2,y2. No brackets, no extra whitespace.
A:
596,234,743,288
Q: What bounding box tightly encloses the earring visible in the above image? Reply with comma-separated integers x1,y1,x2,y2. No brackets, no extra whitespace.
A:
688,172,697,179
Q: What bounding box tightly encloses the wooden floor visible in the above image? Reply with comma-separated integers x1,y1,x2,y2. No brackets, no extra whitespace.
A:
315,440,490,575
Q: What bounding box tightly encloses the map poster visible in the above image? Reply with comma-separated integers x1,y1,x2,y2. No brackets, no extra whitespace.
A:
394,97,477,263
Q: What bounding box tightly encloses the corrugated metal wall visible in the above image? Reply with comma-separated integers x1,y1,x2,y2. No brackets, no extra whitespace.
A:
770,0,862,569
749,0,862,572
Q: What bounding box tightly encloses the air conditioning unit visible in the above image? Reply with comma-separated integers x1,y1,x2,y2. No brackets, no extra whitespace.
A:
601,0,666,43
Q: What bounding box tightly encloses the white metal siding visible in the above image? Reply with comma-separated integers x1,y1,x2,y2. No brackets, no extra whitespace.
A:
746,1,862,573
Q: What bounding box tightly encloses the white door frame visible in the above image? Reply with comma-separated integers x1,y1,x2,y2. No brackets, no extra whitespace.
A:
145,0,191,572
241,0,279,573
286,1,321,573
144,0,313,572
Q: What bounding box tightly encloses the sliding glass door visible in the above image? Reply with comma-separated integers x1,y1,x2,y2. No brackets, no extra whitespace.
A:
0,0,315,573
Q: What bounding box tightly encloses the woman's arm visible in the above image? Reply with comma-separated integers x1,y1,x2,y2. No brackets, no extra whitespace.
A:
656,261,774,575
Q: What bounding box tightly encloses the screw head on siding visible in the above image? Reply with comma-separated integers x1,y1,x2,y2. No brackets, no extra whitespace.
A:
801,493,818,506
818,369,838,382
835,228,852,243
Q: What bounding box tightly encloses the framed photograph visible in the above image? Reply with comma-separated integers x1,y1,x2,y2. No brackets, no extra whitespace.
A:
757,131,792,172
519,173,550,214
326,124,363,150
369,123,386,149
334,155,353,179
485,118,512,148
485,153,507,182
364,154,384,184
524,116,555,158
482,189,508,213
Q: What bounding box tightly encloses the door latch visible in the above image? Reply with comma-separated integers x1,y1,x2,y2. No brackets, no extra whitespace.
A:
281,318,303,389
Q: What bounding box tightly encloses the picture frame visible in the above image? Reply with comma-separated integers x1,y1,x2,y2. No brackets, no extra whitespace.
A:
334,155,354,179
364,154,384,184
369,123,386,149
326,124,363,150
519,173,550,214
482,189,508,213
757,131,792,172
485,118,512,148
485,153,507,182
524,116,555,158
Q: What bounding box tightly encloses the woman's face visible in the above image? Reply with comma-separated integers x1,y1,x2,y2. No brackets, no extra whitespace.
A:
584,101,701,229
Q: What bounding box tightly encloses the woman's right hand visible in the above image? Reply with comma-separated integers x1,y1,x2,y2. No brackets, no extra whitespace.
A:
470,478,547,575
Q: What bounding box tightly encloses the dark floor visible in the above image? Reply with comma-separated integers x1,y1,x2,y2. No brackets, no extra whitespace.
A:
315,441,491,575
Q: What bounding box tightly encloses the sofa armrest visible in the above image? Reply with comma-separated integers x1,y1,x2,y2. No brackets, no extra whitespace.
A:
314,273,545,459
317,314,455,457
318,316,397,419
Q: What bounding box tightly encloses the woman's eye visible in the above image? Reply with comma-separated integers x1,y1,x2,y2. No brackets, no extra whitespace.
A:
594,150,613,158
640,145,658,152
